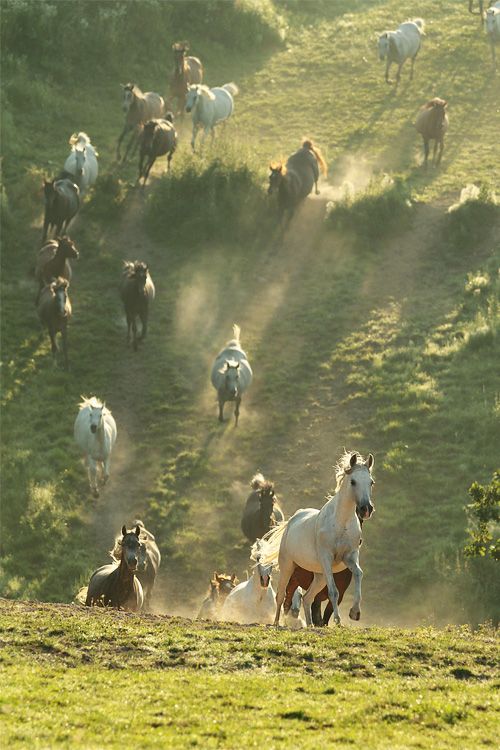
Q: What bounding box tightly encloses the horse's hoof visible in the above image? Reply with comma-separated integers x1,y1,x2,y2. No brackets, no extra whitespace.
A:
334,615,341,625
349,608,360,621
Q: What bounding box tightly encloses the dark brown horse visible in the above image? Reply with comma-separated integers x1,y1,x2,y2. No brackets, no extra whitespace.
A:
37,277,72,369
268,140,327,226
197,572,238,620
35,236,79,300
134,519,161,612
284,566,353,627
43,178,80,241
138,115,177,185
415,98,449,168
170,41,203,114
117,83,164,162
85,525,144,611
241,473,285,543
120,260,155,351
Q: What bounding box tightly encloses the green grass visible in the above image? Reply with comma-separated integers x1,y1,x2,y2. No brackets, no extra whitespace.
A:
0,600,499,748
1,0,499,624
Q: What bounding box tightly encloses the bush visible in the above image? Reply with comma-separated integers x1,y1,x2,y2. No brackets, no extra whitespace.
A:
146,147,270,244
465,470,500,561
325,176,413,247
446,184,499,248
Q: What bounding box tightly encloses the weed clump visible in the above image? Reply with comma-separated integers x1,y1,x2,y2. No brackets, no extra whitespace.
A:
446,184,499,248
326,176,413,247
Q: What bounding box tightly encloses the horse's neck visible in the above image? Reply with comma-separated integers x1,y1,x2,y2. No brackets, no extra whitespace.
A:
326,487,356,527
129,94,145,123
247,572,265,601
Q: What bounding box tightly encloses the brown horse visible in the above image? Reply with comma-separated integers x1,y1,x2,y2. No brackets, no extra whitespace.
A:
197,572,238,620
415,98,449,168
37,277,72,369
117,83,164,162
35,236,79,301
138,115,177,185
284,566,353,627
241,473,285,544
43,178,80,241
268,139,327,226
120,260,155,351
85,525,144,611
170,41,203,114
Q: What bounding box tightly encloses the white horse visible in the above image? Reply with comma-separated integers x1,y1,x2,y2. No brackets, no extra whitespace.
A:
378,19,425,84
486,2,500,70
211,324,252,426
260,451,375,627
185,82,239,151
74,396,117,497
63,132,98,195
220,541,275,625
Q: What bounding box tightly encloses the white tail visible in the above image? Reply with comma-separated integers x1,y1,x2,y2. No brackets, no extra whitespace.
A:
257,522,288,567
232,323,241,342
223,82,239,97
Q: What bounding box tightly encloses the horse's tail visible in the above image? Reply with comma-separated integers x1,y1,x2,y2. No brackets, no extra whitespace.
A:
251,472,266,490
222,82,239,97
413,18,425,33
256,522,288,567
302,139,328,176
232,323,241,342
75,586,88,605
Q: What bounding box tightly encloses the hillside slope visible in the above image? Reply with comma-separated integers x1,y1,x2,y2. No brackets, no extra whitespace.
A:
1,0,499,622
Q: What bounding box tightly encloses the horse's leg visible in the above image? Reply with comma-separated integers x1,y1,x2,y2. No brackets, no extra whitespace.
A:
117,124,131,161
410,56,416,81
103,456,111,485
343,551,363,621
131,316,138,352
143,157,155,185
234,396,241,427
423,138,430,169
123,130,138,163
318,551,341,624
139,309,148,340
432,139,439,167
167,150,173,172
311,598,324,627
49,327,58,365
302,573,329,627
218,397,225,422
61,322,69,370
385,59,391,84
191,123,198,151
88,458,99,497
273,556,295,626
396,62,403,84
437,137,444,166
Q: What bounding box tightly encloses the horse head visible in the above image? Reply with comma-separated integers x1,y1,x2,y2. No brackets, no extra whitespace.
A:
223,359,240,398
172,41,189,75
121,83,136,113
59,236,79,260
343,452,375,520
88,402,105,434
120,525,142,572
132,260,149,287
378,32,390,60
258,482,276,518
268,164,284,195
215,572,238,600
255,557,273,589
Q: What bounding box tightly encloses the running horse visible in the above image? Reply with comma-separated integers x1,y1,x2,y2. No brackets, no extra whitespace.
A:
170,41,203,114
268,139,327,226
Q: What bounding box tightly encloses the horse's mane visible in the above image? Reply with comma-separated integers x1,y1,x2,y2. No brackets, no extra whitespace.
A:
333,450,370,492
124,82,143,97
69,132,90,150
250,538,275,566
78,395,111,414
270,161,287,175
422,97,447,110
302,139,328,175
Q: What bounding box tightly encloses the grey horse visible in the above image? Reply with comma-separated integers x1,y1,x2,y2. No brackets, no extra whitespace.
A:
210,324,252,426
134,519,161,612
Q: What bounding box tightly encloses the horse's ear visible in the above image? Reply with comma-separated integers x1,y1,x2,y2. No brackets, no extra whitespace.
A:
122,524,127,536
349,453,358,469
366,453,374,470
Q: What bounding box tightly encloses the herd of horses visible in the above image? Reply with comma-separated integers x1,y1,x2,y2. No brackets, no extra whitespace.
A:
29,7,493,625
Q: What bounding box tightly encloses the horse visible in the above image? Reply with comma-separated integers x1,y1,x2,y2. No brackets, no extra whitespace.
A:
73,396,117,497
284,566,353,627
198,572,238,620
268,139,327,226
241,473,285,543
486,3,500,69
185,83,238,151
378,19,425,85
284,588,306,629
37,277,71,369
134,519,161,611
220,541,275,625
138,115,177,185
63,132,98,195
42,178,79,241
259,451,375,627
35,236,79,297
117,83,165,162
415,98,449,168
210,324,253,426
120,260,155,351
85,525,144,611
170,41,203,114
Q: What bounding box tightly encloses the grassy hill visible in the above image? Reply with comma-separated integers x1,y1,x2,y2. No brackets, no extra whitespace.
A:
1,0,499,631
1,599,499,748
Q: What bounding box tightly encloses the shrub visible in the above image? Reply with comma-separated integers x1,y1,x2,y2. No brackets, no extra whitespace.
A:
325,176,413,247
465,470,500,561
446,184,499,248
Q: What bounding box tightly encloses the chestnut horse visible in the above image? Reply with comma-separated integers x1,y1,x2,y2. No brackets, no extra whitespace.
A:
170,41,203,114
415,98,449,167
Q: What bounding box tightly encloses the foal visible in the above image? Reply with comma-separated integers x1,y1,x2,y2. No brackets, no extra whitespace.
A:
37,277,72,369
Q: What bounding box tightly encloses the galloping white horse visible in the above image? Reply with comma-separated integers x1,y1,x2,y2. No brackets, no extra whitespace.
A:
74,396,117,497
211,324,252,425
260,451,375,627
185,82,239,151
486,2,500,69
378,19,425,84
219,541,275,625
63,132,98,195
